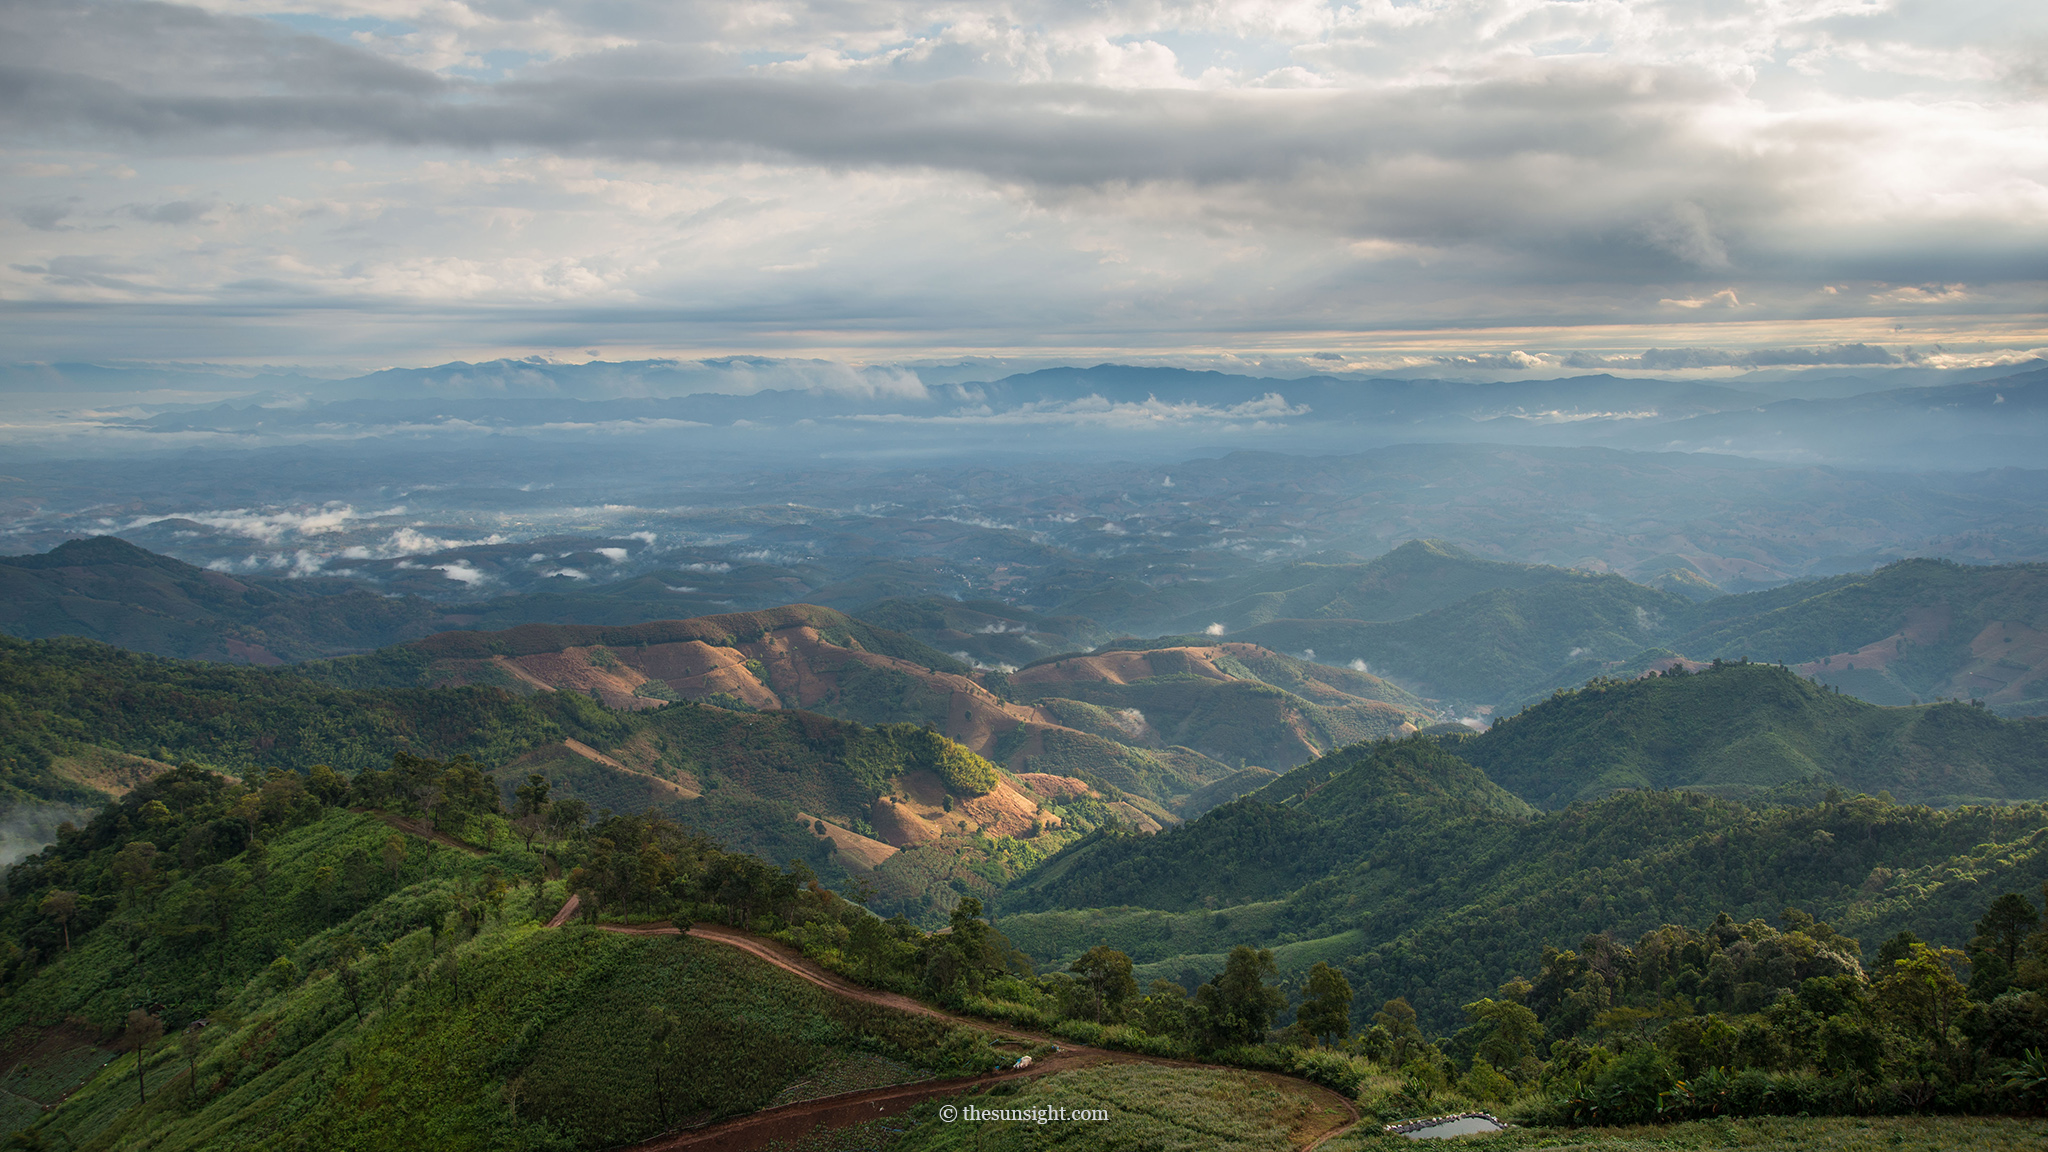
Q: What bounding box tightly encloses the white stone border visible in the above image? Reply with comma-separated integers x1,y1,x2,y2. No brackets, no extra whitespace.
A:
1382,1111,1506,1135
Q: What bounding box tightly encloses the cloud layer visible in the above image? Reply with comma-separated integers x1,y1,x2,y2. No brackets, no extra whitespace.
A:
2,0,2044,364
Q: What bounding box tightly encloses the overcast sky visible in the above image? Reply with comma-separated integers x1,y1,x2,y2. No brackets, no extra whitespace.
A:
2,0,2044,370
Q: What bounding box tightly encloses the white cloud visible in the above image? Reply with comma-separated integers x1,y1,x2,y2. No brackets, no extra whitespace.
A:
433,560,487,585
130,503,371,543
0,0,2044,362
378,527,509,556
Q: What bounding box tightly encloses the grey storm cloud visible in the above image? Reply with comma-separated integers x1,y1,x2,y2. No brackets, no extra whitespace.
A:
17,202,74,231
126,200,214,224
0,0,1777,264
1,19,1711,183
3,0,2044,366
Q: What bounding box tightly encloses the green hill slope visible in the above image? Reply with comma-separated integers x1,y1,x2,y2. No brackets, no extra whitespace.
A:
0,635,1140,923
0,774,1011,1152
1672,558,2048,714
999,671,2048,1028
1460,661,2048,808
0,634,631,813
1003,738,1533,915
1000,751,2048,1030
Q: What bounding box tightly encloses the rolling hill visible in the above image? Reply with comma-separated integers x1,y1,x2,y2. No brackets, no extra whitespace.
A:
0,633,1143,921
1227,575,1698,710
1167,551,2048,717
1457,661,2048,809
1007,642,1431,773
997,662,2048,1023
998,731,2048,1029
324,605,1439,814
852,595,1110,669
12,536,2046,727
0,536,444,662
0,776,1026,1151
1155,538,1588,635
1670,557,2048,714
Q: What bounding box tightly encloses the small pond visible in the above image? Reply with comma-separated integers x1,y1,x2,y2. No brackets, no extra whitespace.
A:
1396,1114,1507,1139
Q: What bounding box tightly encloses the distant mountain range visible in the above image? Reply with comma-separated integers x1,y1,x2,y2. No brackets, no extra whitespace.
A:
1090,542,2048,717
8,536,2046,725
13,358,2048,469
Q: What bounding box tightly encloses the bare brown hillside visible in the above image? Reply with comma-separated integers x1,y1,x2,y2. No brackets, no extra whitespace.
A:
410,605,1229,812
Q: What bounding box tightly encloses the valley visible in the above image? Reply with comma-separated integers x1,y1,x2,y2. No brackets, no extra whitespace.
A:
13,0,2048,1136
3,375,2047,1149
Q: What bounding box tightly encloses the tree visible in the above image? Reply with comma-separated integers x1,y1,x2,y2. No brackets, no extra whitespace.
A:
305,764,350,806
127,1010,164,1104
178,1025,202,1084
380,833,408,881
646,1007,682,1129
1877,929,1924,969
1138,980,1192,1040
923,897,1013,1002
1973,892,2040,972
1196,946,1287,1047
1373,998,1428,1067
1876,943,1972,1069
547,797,591,843
430,758,499,835
38,890,78,952
110,841,160,905
1463,996,1542,1069
1069,945,1138,1023
514,774,552,848
1297,962,1354,1046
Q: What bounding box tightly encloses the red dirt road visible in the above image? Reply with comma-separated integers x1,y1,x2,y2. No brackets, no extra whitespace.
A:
543,893,581,928
593,920,1361,1152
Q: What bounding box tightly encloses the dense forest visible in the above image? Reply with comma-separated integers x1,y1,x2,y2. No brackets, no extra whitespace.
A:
2,750,2043,1150
998,671,2048,1032
3,608,2046,1147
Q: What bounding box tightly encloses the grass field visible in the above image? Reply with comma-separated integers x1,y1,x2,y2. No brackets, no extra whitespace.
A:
884,1063,1350,1151
1321,1115,2048,1151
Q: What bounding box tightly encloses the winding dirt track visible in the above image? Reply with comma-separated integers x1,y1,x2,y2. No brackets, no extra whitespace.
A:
573,916,1361,1152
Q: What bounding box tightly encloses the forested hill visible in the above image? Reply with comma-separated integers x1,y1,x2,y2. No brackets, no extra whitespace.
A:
996,665,2048,1027
0,634,632,814
1669,557,2048,714
998,742,2048,1029
1457,661,2048,809
1005,738,1532,915
0,536,445,663
0,634,1145,922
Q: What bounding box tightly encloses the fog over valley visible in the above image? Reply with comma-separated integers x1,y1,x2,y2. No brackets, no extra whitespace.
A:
4,2,2048,1149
